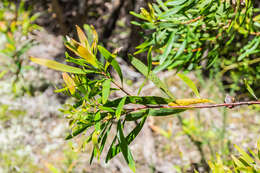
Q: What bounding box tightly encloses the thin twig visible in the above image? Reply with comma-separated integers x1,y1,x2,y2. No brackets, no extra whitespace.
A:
111,80,132,96
181,16,203,24
101,72,132,96
220,57,260,75
124,101,260,112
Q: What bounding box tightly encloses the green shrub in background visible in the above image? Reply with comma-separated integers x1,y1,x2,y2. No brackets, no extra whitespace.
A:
131,0,260,96
0,0,40,94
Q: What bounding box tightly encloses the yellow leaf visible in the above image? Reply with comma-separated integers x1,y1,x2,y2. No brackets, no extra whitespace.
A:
168,98,213,106
65,38,98,68
91,25,98,51
62,72,76,95
76,25,90,49
30,57,86,74
77,45,98,67
92,131,99,145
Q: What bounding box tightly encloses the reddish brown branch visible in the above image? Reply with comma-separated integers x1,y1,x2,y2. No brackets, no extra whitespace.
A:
125,101,260,111
101,72,132,96
181,16,203,24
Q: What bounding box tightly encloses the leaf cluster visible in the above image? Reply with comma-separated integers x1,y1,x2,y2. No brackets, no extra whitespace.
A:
30,24,215,171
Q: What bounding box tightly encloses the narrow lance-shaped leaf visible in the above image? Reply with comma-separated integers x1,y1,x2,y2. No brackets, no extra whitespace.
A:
116,96,127,120
168,98,213,106
91,25,98,51
257,140,260,160
147,46,153,74
244,79,258,100
65,123,92,140
30,57,86,74
231,155,245,168
62,72,76,94
148,108,185,116
129,55,175,100
234,145,255,164
166,0,187,6
76,25,90,49
106,115,147,160
100,122,113,154
91,131,100,160
102,79,111,104
178,73,200,98
175,39,187,59
130,11,148,20
117,121,136,172
94,111,101,132
159,31,176,64
159,5,184,19
156,0,168,11
104,96,171,107
105,135,118,163
98,45,123,84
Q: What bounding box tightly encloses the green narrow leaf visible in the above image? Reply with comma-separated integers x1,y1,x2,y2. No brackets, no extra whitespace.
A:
231,155,245,168
235,145,255,164
257,140,260,160
115,96,127,119
148,108,186,116
105,135,118,163
178,73,200,98
30,57,86,74
104,96,171,107
166,0,187,6
147,46,153,74
175,39,187,59
125,110,148,121
158,5,184,19
102,79,111,104
89,146,97,164
159,32,176,64
238,39,260,61
100,122,113,153
129,55,175,100
98,45,123,84
153,59,172,73
137,78,148,95
244,79,258,100
17,41,34,58
65,124,92,140
117,121,136,172
94,112,101,132
130,11,147,20
107,115,147,161
156,0,168,11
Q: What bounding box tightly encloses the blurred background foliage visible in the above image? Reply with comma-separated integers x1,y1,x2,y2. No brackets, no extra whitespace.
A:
0,0,41,95
0,0,260,173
